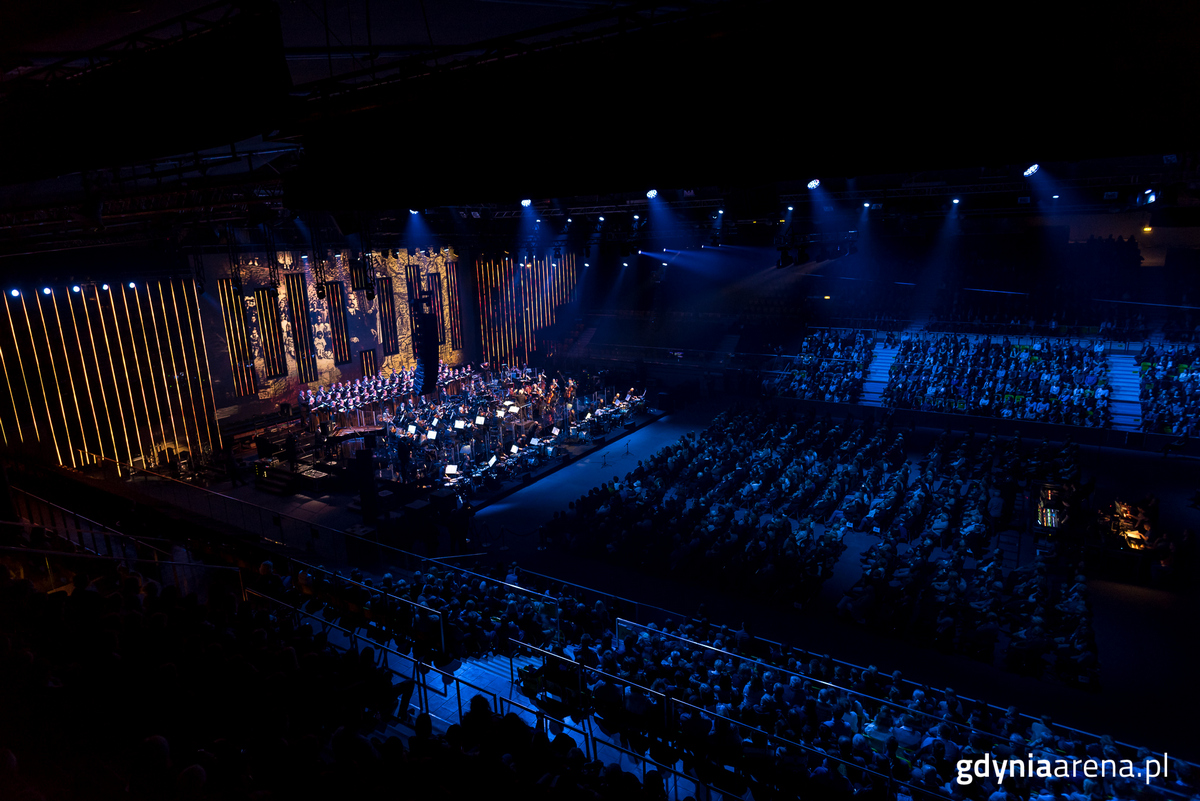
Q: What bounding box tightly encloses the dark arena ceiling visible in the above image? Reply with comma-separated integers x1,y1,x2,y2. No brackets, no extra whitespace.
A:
1,0,1200,265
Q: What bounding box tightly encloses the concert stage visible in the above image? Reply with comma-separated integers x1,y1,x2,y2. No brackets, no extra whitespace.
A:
199,405,668,549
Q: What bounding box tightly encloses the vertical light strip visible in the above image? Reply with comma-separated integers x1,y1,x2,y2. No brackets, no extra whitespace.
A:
472,260,482,362
187,280,223,451
34,293,75,467
259,288,286,377
0,333,15,444
217,279,240,395
120,286,161,460
66,291,109,460
500,259,509,364
285,272,317,383
476,260,486,363
253,288,272,375
177,279,215,450
231,281,255,393
166,280,205,456
106,286,147,468
19,294,62,465
485,260,494,364
523,259,530,364
505,258,513,365
260,290,278,376
132,285,168,463
144,282,182,458
155,281,193,459
165,280,202,453
3,297,40,440
50,293,87,458
90,287,132,464
268,291,286,375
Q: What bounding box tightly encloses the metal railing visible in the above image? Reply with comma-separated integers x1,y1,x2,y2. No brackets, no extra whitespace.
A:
507,639,939,801
247,590,590,757
10,486,179,562
0,544,243,603
615,618,1199,788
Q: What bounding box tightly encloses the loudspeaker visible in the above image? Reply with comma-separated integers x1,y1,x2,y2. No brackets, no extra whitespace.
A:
412,311,440,395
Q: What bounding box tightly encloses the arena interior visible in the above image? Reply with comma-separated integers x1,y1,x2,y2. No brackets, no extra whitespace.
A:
1,2,1199,800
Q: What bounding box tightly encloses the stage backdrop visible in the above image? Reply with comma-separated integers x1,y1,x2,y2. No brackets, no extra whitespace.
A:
199,247,467,421
0,278,220,470
475,253,578,369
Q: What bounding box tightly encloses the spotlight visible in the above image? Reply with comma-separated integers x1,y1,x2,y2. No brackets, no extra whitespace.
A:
646,189,658,199
72,285,80,293
584,263,589,267
102,284,110,291
567,218,572,223
662,262,667,266
863,202,870,208
718,209,724,215
9,289,17,297
1024,163,1039,177
622,262,628,267
128,282,136,288
42,287,51,295
1143,226,1153,233
787,205,794,211
409,209,419,215
633,215,639,220
521,199,532,207
1144,189,1152,194
598,216,605,222
952,198,960,204
1052,195,1060,199
807,179,820,189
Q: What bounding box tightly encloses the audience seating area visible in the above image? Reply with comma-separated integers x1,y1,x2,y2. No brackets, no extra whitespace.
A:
836,429,1099,684
1,459,1195,801
554,406,878,606
882,334,1112,428
1137,343,1200,436
767,330,875,403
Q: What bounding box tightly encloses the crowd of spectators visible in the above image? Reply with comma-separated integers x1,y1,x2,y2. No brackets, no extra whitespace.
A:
0,555,699,801
273,554,1133,801
584,616,1159,801
836,428,1099,685
767,330,875,403
1137,342,1200,436
1163,310,1200,344
546,407,906,606
882,334,1112,428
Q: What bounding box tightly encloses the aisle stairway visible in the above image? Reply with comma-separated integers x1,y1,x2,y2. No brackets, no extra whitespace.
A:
860,342,898,406
1106,354,1142,432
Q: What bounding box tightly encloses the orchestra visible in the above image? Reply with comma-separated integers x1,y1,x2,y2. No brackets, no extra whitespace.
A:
295,362,647,495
